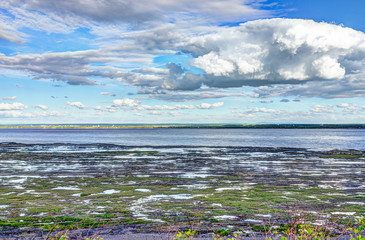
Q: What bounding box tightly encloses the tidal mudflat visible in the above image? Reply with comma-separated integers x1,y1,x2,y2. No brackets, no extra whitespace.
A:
0,142,364,238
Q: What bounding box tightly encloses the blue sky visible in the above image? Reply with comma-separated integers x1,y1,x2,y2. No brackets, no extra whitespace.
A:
0,0,364,124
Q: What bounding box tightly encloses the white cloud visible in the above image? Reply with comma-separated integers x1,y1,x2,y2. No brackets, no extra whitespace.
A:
0,0,271,37
112,98,140,107
244,107,282,114
1,13,365,100
0,102,27,110
149,110,163,115
112,18,365,99
136,102,224,111
66,101,88,109
136,104,195,111
100,92,116,96
253,77,365,99
336,103,358,110
0,21,26,43
183,19,365,90
197,102,224,109
0,110,66,118
34,105,49,110
193,52,235,76
336,103,351,108
335,103,359,114
311,105,336,114
1,96,17,100
94,105,119,112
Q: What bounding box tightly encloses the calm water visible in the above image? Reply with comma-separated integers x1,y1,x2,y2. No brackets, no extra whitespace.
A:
0,128,364,150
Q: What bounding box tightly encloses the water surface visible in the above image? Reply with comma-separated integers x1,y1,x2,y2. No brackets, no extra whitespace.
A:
0,128,364,150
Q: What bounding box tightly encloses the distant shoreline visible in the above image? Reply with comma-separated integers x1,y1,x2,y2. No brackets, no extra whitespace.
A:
1,124,365,129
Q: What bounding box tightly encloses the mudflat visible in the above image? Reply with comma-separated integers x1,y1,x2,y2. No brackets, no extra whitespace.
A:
0,143,364,238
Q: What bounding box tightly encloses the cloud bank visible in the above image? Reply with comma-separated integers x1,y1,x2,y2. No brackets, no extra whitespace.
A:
1,0,271,34
1,12,365,100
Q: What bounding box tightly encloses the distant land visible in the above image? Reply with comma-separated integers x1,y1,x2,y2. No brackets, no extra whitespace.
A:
1,124,365,129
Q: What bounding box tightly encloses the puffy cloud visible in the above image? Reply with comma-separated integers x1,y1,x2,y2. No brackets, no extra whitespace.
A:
310,105,336,114
114,18,365,99
196,102,224,109
336,103,351,108
335,103,359,114
66,101,88,109
244,107,282,114
181,18,365,91
112,98,140,107
34,105,49,110
93,105,119,112
1,96,17,100
336,103,358,110
0,102,27,110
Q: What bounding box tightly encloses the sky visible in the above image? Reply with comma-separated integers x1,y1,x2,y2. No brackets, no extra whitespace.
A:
0,0,365,124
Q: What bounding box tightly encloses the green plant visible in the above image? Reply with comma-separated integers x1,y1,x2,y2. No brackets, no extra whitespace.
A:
297,224,324,240
213,231,246,240
349,218,365,240
173,229,196,239
215,228,232,236
49,230,70,240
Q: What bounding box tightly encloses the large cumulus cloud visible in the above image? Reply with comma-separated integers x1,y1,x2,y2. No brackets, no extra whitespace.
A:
180,18,365,89
114,18,365,99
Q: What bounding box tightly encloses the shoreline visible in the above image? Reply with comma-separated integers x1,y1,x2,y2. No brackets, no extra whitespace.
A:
1,124,365,129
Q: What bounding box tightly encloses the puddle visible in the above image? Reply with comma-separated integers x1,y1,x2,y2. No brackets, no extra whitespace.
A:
135,189,151,192
331,212,356,216
245,219,263,223
215,215,238,220
101,189,120,195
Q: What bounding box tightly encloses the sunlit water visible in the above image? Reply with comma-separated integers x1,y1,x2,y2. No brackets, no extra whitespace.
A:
0,128,364,150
